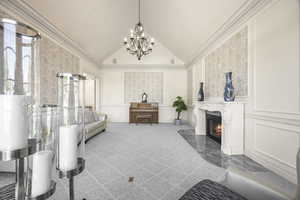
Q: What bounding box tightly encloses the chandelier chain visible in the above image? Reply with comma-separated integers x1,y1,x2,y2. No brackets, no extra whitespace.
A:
138,0,141,23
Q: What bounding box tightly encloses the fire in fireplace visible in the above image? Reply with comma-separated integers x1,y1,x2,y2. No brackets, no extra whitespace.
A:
206,111,222,144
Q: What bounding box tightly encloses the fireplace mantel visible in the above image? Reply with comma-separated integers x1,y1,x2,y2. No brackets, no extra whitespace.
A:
193,101,244,155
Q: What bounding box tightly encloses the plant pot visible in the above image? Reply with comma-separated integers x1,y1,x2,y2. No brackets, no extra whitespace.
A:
174,119,182,125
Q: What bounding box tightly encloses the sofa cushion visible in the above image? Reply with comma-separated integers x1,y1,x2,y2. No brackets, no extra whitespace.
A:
85,110,96,124
179,179,247,200
85,121,103,133
93,112,99,121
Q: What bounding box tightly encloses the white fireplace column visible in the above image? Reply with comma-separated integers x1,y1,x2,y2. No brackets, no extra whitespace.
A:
193,103,206,135
193,101,244,155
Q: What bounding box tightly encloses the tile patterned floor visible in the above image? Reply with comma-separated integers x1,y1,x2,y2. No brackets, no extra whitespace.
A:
0,123,297,200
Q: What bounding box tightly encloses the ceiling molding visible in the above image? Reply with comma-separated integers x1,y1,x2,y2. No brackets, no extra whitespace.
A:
187,0,275,68
101,64,186,70
0,0,100,68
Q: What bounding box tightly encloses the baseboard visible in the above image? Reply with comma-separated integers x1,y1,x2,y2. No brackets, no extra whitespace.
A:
245,149,296,184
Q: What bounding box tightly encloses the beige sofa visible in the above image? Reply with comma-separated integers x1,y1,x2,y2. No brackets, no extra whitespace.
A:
84,110,107,141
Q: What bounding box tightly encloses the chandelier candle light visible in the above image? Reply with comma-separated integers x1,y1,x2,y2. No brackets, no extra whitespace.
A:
123,0,155,60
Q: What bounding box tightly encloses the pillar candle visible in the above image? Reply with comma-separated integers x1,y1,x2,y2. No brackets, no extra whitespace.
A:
58,125,79,171
0,95,30,151
31,150,53,197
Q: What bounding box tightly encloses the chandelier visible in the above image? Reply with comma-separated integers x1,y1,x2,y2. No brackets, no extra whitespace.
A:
123,0,155,60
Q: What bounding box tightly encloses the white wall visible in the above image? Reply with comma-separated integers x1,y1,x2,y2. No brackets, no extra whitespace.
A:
100,68,187,123
187,0,300,183
101,38,187,123
80,58,102,77
245,0,300,183
103,40,184,66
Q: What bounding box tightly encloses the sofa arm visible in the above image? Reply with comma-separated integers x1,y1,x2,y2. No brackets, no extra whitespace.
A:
221,167,292,200
95,112,107,121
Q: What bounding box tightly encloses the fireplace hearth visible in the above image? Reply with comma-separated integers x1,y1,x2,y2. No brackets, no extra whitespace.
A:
206,111,222,144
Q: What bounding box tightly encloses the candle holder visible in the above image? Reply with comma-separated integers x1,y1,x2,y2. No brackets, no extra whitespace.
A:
56,73,86,200
26,105,58,200
0,17,41,200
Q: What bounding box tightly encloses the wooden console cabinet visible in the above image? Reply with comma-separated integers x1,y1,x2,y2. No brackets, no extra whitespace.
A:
129,102,159,124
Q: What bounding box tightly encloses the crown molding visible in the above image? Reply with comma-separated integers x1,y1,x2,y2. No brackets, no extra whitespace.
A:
186,0,275,68
101,64,186,70
0,0,100,68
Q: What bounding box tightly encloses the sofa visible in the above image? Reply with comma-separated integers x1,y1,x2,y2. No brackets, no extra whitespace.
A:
84,110,107,141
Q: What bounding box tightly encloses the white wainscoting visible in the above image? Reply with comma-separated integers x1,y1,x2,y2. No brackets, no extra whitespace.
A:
244,0,300,183
101,104,187,123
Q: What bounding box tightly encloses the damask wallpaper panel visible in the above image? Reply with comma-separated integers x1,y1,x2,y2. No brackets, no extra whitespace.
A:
124,72,163,103
205,27,248,98
187,69,193,105
40,37,80,104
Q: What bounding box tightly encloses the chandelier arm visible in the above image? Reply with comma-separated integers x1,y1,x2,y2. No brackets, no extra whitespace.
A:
128,49,137,54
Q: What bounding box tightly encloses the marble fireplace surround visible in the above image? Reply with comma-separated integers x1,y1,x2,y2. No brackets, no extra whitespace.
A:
193,101,244,155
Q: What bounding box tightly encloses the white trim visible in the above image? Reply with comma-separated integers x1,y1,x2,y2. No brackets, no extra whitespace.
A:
251,121,300,184
247,113,300,127
245,149,297,184
0,0,100,68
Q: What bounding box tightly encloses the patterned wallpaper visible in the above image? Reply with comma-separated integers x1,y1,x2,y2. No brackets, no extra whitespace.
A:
40,37,80,104
205,27,248,97
187,68,193,105
124,72,163,103
0,9,80,104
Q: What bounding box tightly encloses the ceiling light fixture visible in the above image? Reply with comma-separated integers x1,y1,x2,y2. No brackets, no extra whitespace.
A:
123,0,155,60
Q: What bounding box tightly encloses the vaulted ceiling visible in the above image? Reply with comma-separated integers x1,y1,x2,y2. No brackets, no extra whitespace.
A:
25,0,248,66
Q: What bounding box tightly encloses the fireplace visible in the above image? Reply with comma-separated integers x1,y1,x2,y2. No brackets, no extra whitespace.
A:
206,111,222,144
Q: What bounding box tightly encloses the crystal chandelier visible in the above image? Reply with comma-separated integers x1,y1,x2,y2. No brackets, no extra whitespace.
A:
123,0,155,60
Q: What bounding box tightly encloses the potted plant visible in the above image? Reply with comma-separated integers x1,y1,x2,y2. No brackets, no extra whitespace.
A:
172,96,187,125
